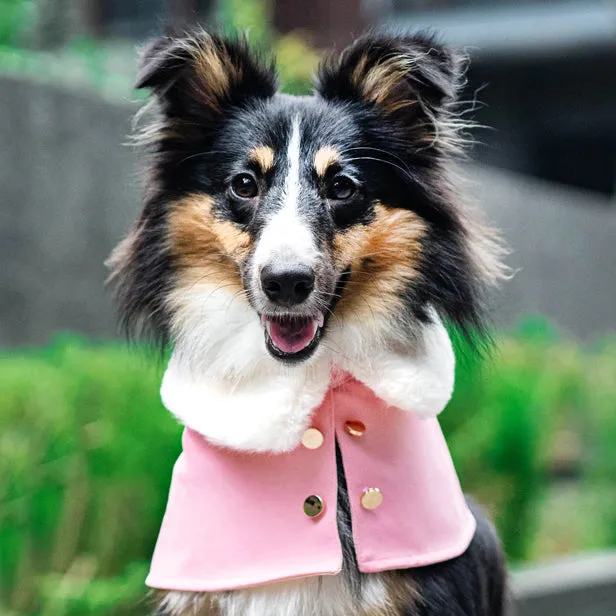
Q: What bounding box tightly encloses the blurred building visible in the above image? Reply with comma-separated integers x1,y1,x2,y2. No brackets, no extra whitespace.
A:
32,0,214,46
82,0,215,38
378,0,616,196
2,0,615,346
34,0,616,197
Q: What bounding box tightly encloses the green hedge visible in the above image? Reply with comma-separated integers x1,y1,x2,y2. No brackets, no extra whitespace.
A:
1,326,615,615
0,338,179,615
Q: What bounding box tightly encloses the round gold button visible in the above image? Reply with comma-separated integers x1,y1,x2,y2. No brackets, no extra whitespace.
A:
344,420,366,437
360,488,383,510
303,494,325,518
301,428,324,450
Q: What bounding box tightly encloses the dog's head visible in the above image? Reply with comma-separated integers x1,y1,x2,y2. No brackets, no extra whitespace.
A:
109,31,504,369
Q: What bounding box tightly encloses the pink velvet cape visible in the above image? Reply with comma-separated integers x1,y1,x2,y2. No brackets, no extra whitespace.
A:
146,375,475,592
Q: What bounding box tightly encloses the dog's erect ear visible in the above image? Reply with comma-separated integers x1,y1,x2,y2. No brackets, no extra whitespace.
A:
135,31,277,115
134,36,188,91
316,33,463,147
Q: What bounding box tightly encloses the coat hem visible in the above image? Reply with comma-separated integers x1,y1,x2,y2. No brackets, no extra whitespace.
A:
145,563,343,593
357,515,477,573
145,517,476,592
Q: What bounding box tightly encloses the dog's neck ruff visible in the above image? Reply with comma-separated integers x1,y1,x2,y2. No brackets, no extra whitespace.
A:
161,304,455,453
147,306,475,592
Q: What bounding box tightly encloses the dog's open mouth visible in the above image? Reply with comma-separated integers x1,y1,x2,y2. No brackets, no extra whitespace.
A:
261,313,325,361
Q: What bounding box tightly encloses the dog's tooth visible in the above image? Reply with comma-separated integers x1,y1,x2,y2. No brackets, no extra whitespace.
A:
316,312,325,328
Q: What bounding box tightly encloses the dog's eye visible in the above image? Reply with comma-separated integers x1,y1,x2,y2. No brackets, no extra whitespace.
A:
230,173,259,199
328,175,356,201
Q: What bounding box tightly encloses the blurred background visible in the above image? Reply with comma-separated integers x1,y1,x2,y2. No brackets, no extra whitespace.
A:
0,1,615,614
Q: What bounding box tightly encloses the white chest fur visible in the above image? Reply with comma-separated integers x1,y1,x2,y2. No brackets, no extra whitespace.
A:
162,286,455,454
159,573,392,616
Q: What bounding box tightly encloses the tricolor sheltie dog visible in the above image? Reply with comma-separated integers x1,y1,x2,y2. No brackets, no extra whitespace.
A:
109,29,509,616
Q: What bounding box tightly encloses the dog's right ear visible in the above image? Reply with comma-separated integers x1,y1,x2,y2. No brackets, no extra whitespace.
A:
316,33,463,156
134,31,277,116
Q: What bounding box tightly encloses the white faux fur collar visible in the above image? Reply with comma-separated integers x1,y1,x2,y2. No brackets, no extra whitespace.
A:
161,286,454,453
161,356,332,453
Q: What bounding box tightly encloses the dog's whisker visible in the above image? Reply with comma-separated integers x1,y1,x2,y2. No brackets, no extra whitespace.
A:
338,146,414,175
344,156,423,185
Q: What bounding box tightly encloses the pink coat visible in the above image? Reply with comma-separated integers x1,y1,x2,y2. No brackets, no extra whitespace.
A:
146,374,475,592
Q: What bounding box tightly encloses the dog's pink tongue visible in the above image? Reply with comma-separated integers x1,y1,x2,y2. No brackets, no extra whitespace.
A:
269,318,317,354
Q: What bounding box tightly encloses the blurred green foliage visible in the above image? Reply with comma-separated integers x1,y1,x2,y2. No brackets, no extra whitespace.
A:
0,0,31,47
217,0,319,94
218,0,272,47
275,33,319,95
1,326,615,614
0,0,320,102
0,339,179,615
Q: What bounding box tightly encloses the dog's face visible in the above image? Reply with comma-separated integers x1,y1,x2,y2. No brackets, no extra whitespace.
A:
110,32,503,364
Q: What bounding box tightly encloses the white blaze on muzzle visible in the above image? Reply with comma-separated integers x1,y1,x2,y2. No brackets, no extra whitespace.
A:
252,117,318,275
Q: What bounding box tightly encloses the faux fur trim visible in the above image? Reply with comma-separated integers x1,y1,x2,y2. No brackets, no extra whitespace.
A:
160,285,454,452
329,309,455,418
161,356,330,453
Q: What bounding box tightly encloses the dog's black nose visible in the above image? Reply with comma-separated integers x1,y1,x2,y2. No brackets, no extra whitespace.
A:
260,265,315,306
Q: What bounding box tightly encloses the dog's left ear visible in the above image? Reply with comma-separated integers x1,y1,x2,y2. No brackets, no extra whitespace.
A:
316,33,462,146
134,31,277,120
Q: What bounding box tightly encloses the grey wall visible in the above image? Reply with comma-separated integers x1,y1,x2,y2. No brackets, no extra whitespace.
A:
468,165,616,339
0,77,140,346
513,552,616,616
0,77,614,346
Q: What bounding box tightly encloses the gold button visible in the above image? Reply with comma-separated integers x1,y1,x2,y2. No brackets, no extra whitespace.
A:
301,428,324,450
344,420,366,437
360,488,383,510
303,495,325,518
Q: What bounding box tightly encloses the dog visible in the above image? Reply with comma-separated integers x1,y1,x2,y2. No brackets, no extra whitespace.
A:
109,29,509,616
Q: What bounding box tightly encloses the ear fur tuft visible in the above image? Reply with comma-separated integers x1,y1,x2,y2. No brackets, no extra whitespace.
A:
135,30,277,113
316,32,466,153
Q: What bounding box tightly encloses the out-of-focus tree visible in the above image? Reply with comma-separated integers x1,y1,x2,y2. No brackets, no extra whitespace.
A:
217,0,319,94
218,0,272,46
0,0,32,47
276,32,319,95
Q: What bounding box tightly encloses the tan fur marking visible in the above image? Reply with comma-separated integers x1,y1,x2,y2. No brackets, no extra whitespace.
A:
190,40,240,112
350,54,369,90
167,194,250,293
314,146,340,176
156,590,221,616
249,145,275,173
334,203,426,320
351,55,417,115
364,571,420,616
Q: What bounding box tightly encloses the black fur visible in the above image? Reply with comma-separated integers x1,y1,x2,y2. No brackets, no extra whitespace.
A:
336,440,508,616
317,31,462,150
316,33,492,342
407,500,509,616
135,33,277,112
109,32,279,346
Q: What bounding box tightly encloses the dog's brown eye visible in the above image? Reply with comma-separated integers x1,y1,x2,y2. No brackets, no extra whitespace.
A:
328,175,356,200
231,173,259,199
